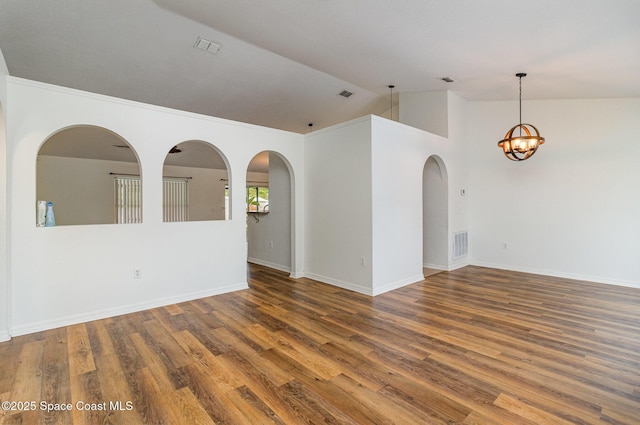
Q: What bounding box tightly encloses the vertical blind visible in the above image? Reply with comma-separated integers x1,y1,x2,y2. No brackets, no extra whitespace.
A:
163,179,189,222
114,177,142,224
114,176,189,223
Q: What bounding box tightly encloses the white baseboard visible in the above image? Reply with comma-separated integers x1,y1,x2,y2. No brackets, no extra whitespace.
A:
0,329,11,342
304,272,373,296
372,274,425,296
423,262,447,270
10,282,248,337
447,260,469,271
424,261,469,272
303,272,426,296
247,257,291,274
471,261,640,289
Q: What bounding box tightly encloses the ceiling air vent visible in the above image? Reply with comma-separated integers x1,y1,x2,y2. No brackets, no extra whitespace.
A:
194,36,222,54
338,90,353,98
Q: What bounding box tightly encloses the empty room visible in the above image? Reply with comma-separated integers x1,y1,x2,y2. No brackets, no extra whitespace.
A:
1,1,639,424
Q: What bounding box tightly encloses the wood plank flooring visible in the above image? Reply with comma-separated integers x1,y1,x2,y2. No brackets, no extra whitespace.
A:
1,265,639,424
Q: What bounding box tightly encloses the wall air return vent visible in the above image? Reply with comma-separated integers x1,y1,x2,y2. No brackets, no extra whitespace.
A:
338,90,353,98
452,231,468,260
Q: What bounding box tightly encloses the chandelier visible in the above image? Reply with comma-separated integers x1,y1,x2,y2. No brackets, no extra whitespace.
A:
498,73,545,161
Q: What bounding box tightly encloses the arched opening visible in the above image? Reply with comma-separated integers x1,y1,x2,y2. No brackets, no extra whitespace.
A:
423,155,449,275
162,140,230,222
246,151,293,273
36,125,142,226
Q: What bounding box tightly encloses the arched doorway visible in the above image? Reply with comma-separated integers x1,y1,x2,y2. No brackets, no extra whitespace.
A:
246,151,293,273
423,155,449,274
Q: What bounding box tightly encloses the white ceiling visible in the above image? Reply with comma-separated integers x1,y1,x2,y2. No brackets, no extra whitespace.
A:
1,0,639,136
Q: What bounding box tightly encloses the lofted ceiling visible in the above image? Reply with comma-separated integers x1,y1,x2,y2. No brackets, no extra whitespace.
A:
1,0,639,137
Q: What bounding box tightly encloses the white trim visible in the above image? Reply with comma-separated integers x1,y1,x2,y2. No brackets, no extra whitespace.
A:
448,259,469,271
372,275,425,296
0,330,10,342
289,271,305,279
471,261,640,289
247,257,291,274
303,272,373,296
423,262,447,270
10,282,248,337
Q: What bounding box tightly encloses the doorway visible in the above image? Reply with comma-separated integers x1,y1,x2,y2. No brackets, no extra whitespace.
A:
246,151,293,273
422,155,449,274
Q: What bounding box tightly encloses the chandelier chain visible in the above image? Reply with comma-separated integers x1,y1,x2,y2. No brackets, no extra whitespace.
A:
497,72,545,161
519,75,522,136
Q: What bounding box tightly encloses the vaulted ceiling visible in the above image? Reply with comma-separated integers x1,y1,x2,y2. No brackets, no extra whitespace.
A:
1,0,639,134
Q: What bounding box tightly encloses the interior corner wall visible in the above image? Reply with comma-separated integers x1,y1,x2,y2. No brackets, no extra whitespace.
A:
444,91,470,269
395,91,470,271
0,98,8,341
370,116,458,295
6,77,304,336
468,97,640,287
399,90,449,138
304,117,374,294
0,49,9,341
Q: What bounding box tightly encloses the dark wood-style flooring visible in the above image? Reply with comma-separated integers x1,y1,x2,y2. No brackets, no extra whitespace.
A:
1,265,639,424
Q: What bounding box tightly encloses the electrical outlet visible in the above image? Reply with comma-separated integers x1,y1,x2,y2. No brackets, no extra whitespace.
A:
133,268,142,279
360,257,366,266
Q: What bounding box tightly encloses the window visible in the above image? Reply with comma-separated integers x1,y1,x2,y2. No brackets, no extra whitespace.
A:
114,176,142,224
163,178,189,222
246,186,269,213
114,176,189,223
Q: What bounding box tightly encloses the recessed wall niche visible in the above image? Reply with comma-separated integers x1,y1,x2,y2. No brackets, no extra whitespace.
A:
36,125,142,226
162,141,230,222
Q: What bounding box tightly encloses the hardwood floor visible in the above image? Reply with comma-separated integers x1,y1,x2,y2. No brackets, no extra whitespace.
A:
1,265,639,424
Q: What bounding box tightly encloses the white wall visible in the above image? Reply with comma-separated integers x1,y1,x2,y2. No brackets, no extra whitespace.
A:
400,90,449,138
446,92,470,244
305,117,374,293
37,156,229,225
0,49,9,341
371,116,464,295
247,153,292,272
468,98,640,287
304,112,468,296
13,72,638,340
37,156,140,225
6,77,304,336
